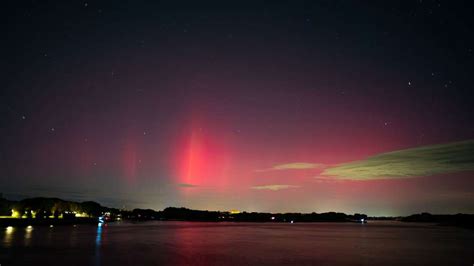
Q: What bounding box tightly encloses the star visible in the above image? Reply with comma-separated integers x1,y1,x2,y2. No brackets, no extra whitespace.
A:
408,81,411,86
50,127,55,132
21,115,26,120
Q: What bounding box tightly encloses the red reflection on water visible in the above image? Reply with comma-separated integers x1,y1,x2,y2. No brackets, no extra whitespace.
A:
170,223,215,266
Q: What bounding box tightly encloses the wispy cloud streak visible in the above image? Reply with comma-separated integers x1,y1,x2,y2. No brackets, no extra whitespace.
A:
321,140,474,180
251,184,300,191
256,162,323,172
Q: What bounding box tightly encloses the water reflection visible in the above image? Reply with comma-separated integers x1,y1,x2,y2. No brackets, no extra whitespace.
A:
3,226,15,247
172,223,211,265
46,225,54,246
69,225,78,246
2,222,473,266
96,223,103,246
24,225,33,246
95,223,104,266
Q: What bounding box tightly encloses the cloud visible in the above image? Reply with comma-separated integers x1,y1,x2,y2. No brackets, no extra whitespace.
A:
321,140,474,180
251,184,300,191
256,162,323,172
177,183,198,188
312,176,343,183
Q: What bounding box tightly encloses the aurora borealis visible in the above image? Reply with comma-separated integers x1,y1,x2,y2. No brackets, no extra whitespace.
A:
1,1,474,216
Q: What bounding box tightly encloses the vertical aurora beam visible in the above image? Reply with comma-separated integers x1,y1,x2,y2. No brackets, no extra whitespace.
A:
173,114,233,195
122,137,138,183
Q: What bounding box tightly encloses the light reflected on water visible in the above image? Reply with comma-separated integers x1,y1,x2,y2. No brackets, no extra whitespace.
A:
95,223,104,266
1,222,473,266
3,226,15,247
45,225,54,245
24,225,33,246
96,223,103,246
69,224,78,247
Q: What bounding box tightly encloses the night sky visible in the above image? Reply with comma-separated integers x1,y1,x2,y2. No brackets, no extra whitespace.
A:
1,1,474,216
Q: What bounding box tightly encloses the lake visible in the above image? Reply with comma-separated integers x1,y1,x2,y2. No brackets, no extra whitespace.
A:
1,221,473,265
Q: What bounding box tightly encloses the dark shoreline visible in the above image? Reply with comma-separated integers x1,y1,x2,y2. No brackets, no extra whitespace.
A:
1,197,473,229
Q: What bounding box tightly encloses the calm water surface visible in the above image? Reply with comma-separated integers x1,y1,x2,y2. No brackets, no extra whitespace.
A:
1,221,473,265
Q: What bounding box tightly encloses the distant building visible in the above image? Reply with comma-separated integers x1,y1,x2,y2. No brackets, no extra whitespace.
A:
229,210,240,214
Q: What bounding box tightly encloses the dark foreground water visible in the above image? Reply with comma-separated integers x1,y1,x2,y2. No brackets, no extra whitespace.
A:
1,221,473,266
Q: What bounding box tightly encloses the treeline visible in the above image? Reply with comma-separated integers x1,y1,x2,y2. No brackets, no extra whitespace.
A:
138,207,368,223
0,197,111,219
0,196,368,222
402,212,474,229
115,207,367,222
4,196,473,228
